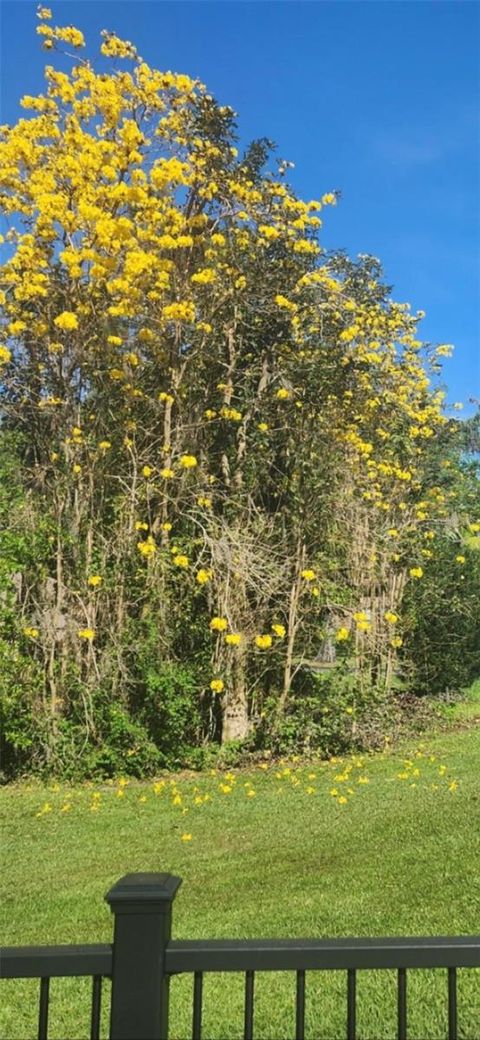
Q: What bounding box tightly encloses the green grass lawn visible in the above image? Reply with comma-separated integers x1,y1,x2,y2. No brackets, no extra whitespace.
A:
441,677,480,724
1,719,480,1039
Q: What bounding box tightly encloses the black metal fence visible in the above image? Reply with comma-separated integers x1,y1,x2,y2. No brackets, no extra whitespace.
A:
1,872,479,1040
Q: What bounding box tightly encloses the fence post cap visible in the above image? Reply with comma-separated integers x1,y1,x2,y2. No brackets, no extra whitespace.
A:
105,873,182,913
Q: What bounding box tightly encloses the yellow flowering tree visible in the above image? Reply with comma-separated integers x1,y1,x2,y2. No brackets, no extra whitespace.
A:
0,8,477,773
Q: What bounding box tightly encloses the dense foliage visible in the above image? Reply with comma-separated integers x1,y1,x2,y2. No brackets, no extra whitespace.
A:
1,8,479,777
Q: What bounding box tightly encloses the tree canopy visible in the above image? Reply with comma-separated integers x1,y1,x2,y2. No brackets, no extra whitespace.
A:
1,7,478,777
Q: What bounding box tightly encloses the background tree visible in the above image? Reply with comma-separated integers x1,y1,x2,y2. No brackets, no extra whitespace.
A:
1,8,478,777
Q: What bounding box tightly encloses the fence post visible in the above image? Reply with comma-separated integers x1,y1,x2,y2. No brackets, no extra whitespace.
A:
105,872,182,1040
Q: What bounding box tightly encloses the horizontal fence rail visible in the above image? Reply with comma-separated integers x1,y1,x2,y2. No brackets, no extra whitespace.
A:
1,944,112,1040
165,937,480,1040
1,873,479,1040
165,935,480,973
1,944,112,978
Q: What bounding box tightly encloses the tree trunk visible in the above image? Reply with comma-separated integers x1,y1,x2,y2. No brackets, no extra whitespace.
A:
278,539,305,717
222,696,250,742
221,645,250,742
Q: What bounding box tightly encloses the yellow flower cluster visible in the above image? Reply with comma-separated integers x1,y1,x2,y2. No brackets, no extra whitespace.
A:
54,311,78,330
137,537,156,557
173,554,189,569
209,616,228,631
196,568,213,585
180,454,198,469
37,22,85,49
220,406,242,421
353,611,371,632
225,633,242,646
274,295,297,312
191,268,216,285
162,302,195,322
100,31,137,59
210,678,224,693
255,634,272,650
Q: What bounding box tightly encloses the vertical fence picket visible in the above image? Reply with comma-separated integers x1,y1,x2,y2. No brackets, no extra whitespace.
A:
448,967,457,1040
347,969,356,1040
38,977,49,1040
192,972,203,1040
90,975,102,1040
397,968,407,1040
295,970,305,1040
244,970,254,1040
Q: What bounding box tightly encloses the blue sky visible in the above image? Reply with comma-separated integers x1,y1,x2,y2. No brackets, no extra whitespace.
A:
2,1,479,414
